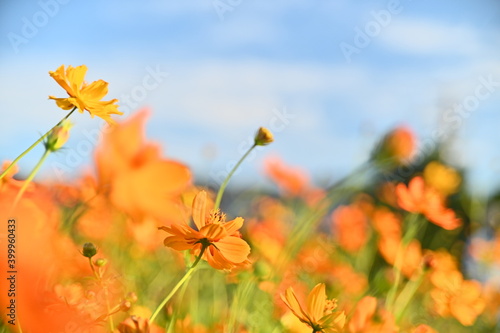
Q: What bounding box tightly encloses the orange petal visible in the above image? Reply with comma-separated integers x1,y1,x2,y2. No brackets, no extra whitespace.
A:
192,191,207,230
396,183,417,212
449,301,480,326
201,223,227,240
215,236,250,264
204,246,232,270
281,287,310,324
163,236,193,251
307,283,326,323
224,217,244,235
67,65,87,93
426,208,461,230
348,296,377,332
49,97,77,111
81,79,109,100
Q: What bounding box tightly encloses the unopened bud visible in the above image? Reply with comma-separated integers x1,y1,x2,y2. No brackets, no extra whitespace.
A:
126,292,138,303
82,242,97,258
371,126,415,167
45,119,73,152
117,315,150,333
120,300,132,312
95,258,107,267
254,127,274,146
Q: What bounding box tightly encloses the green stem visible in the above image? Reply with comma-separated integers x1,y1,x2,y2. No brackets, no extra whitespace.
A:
213,144,256,211
385,213,421,311
149,245,208,324
88,257,99,279
394,269,425,323
12,148,51,208
0,107,76,181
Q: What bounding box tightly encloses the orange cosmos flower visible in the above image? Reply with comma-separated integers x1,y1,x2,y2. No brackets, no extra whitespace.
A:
412,324,438,333
372,126,415,165
264,156,310,196
117,316,151,333
331,204,369,253
347,296,397,333
95,109,191,222
159,190,250,270
379,238,423,278
348,296,377,333
430,270,485,326
49,64,122,124
396,176,461,230
281,283,346,333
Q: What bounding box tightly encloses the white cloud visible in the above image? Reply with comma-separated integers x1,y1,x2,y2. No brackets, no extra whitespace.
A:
380,18,482,56
141,60,368,135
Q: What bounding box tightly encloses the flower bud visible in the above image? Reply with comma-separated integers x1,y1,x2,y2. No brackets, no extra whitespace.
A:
126,292,138,303
117,315,150,333
95,258,108,267
45,119,73,152
371,126,415,167
82,242,97,258
254,127,274,146
120,300,132,312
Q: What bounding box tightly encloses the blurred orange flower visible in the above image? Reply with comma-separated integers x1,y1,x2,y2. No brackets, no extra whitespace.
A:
379,238,423,278
159,190,250,270
372,126,415,165
0,161,24,194
347,296,397,333
372,207,422,278
411,324,438,333
263,156,309,196
372,207,402,239
331,205,369,253
95,109,191,222
117,316,151,333
331,263,368,297
430,270,485,326
0,184,103,332
396,176,461,230
281,283,346,333
49,64,122,124
348,296,376,333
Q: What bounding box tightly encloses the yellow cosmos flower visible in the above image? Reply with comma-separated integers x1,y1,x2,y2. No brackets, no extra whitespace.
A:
423,161,461,196
49,65,123,124
281,283,346,333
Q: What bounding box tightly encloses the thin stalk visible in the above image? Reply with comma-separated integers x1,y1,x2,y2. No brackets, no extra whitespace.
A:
213,144,256,210
12,149,51,208
386,213,421,311
149,245,208,324
394,270,425,323
87,258,114,331
0,107,76,180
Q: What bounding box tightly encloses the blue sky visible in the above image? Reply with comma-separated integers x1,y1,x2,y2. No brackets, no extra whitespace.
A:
1,0,500,194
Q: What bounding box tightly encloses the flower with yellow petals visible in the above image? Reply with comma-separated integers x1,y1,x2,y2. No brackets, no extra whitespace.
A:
281,283,346,333
49,65,123,124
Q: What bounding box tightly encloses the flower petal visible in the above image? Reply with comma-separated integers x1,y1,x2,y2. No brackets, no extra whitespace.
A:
307,283,326,323
224,217,244,235
215,236,250,264
281,287,311,325
81,79,109,101
192,191,207,230
66,65,87,93
48,97,77,111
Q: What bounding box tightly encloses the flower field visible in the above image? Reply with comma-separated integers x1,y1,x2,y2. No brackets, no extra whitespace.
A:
1,65,499,333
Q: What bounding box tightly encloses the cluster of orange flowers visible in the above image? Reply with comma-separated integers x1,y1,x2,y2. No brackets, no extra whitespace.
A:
1,65,499,333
